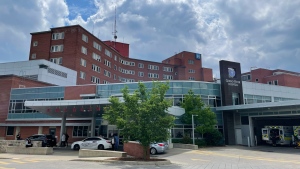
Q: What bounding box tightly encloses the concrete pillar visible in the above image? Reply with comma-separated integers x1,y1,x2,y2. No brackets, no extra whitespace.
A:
91,112,96,137
38,126,43,134
60,112,67,145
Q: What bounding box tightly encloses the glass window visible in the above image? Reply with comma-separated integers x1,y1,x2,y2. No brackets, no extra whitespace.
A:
232,93,239,105
73,126,88,137
6,126,14,136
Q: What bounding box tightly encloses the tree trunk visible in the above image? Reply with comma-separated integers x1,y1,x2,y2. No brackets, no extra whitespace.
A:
142,145,150,160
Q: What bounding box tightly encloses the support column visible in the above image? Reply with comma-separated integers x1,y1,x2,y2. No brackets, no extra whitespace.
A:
91,111,96,137
60,112,67,146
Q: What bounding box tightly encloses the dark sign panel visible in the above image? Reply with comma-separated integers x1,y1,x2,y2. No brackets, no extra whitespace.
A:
219,60,243,106
195,53,201,60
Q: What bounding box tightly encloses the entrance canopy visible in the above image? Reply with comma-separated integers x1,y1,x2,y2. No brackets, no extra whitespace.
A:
216,100,300,115
25,98,185,118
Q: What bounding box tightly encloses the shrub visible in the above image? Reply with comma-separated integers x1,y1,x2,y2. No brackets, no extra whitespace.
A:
195,139,207,147
182,135,192,144
204,129,223,146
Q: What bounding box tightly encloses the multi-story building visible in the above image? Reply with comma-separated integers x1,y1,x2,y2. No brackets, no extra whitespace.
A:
242,68,300,88
29,25,213,85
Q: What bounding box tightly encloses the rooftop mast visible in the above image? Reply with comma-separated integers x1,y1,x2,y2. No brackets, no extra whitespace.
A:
112,6,117,48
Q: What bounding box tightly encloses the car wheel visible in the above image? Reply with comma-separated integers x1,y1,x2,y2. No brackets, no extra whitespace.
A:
98,144,104,150
150,148,157,155
73,144,80,150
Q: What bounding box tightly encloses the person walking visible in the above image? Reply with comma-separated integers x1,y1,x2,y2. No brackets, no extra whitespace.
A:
65,133,69,147
114,134,119,151
111,135,115,150
61,133,66,147
16,132,21,140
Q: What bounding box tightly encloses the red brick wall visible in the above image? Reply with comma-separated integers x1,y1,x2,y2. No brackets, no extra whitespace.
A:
249,68,273,83
30,25,214,85
0,75,52,124
123,142,150,159
202,68,213,82
103,41,130,58
0,127,6,138
64,85,96,100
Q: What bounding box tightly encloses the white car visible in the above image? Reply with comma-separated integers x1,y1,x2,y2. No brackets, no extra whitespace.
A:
71,137,112,150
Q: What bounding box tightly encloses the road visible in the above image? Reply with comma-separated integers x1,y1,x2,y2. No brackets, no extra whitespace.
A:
0,146,300,169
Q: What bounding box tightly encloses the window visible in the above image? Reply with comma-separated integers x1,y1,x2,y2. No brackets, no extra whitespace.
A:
6,126,14,136
92,53,101,62
138,63,144,68
119,59,135,66
163,74,173,80
50,57,62,65
163,67,173,72
79,71,86,79
105,49,112,57
268,81,272,85
81,46,87,55
72,126,88,137
103,80,110,84
148,73,159,78
51,45,63,52
188,77,195,80
188,60,194,64
82,34,88,42
91,76,100,84
104,60,111,67
92,64,101,73
255,79,259,82
93,41,101,51
80,58,86,67
148,65,159,70
33,41,38,46
188,69,195,73
119,67,135,75
114,65,117,70
130,62,135,66
138,72,144,77
52,32,64,40
104,70,111,77
274,80,278,85
242,74,251,81
114,74,116,80
114,55,117,61
31,53,36,59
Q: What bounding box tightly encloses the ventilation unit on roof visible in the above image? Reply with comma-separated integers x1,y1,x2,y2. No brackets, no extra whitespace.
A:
273,72,283,75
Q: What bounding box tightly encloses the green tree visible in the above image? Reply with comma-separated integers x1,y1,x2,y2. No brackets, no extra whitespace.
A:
181,90,217,138
103,82,175,160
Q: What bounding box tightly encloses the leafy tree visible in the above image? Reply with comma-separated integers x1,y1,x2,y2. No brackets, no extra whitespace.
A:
103,82,175,160
181,90,217,138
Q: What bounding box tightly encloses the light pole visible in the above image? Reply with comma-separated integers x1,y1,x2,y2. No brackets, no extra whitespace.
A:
192,114,198,145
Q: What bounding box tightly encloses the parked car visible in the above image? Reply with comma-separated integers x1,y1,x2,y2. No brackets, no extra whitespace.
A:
71,137,112,150
27,134,57,147
150,142,169,155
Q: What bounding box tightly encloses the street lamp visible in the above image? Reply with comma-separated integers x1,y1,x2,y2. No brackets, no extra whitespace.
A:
192,114,198,145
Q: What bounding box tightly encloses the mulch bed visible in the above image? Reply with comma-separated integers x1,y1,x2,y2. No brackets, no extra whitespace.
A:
108,157,167,161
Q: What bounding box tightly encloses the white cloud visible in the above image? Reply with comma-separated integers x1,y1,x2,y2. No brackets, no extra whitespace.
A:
1,0,300,78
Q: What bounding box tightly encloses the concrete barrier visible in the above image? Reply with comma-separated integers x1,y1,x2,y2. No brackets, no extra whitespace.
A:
173,143,198,150
0,140,42,153
6,146,53,155
79,149,127,158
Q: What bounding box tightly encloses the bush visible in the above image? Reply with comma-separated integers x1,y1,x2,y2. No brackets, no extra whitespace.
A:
204,129,223,146
195,139,207,147
171,139,182,143
182,135,192,144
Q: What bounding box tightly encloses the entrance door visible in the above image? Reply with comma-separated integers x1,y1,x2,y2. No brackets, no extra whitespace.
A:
235,128,242,145
49,128,56,136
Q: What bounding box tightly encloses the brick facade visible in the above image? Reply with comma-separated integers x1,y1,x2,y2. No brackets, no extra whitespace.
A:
242,68,300,88
29,25,213,85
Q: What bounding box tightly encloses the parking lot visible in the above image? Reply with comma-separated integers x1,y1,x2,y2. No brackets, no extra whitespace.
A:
0,145,300,169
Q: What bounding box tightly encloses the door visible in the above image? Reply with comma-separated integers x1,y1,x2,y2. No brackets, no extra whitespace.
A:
235,129,242,145
49,128,56,136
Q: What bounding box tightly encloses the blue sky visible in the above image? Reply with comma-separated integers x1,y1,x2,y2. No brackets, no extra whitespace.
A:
0,0,300,78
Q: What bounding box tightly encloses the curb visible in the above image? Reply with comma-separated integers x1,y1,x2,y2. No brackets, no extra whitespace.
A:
71,158,172,165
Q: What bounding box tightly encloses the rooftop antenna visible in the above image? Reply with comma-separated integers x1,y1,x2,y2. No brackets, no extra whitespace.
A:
112,6,117,48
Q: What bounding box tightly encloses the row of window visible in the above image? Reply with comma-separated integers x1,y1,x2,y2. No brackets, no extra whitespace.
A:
267,80,278,85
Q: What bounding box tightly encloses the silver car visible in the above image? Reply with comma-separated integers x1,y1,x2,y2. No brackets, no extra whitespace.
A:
150,142,168,155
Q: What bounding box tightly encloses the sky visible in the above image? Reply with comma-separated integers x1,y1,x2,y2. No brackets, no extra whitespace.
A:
0,0,300,78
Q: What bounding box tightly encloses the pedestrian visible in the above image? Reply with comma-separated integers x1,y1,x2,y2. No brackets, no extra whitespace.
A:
65,133,69,147
61,133,66,147
270,130,279,147
25,137,32,148
16,132,21,140
114,134,119,151
111,135,115,150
